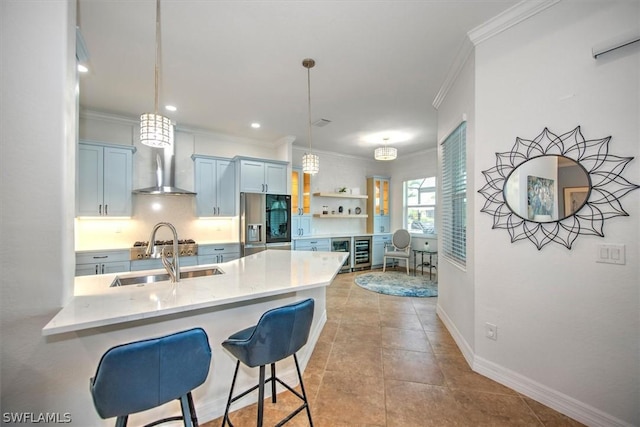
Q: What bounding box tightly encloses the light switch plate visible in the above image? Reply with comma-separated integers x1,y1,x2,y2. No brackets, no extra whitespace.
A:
596,244,626,265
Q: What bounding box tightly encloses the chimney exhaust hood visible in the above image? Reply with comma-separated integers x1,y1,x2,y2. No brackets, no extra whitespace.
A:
133,150,195,196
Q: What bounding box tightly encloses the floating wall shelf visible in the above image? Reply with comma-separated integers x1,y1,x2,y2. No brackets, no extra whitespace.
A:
313,192,368,199
313,214,368,218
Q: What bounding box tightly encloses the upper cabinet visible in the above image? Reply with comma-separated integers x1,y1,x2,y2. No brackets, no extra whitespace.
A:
292,168,311,215
237,158,288,194
366,176,391,233
292,168,312,236
77,141,135,217
193,155,236,217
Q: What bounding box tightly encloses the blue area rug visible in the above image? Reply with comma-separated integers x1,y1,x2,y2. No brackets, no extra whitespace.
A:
355,271,438,297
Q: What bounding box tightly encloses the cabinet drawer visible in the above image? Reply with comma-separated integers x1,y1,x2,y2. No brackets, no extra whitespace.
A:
76,250,130,264
75,260,130,276
198,253,239,264
198,243,240,256
294,238,330,251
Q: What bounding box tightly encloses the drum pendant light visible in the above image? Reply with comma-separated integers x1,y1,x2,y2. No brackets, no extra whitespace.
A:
140,0,172,148
301,58,319,175
374,138,397,161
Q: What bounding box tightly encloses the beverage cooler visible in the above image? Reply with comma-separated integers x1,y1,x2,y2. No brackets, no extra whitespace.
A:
353,236,372,270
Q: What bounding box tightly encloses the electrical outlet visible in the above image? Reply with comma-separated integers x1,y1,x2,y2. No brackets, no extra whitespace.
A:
485,322,498,341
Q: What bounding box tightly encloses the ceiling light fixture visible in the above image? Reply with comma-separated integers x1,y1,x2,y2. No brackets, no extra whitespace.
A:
374,138,397,161
251,122,261,129
140,0,172,148
301,58,319,175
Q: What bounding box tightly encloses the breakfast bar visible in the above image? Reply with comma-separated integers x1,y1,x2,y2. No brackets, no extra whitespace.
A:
42,250,346,426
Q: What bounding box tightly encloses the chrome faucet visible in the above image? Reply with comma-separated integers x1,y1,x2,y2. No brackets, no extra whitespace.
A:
146,222,180,283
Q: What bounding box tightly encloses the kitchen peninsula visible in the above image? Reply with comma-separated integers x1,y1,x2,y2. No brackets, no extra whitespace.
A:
42,250,346,425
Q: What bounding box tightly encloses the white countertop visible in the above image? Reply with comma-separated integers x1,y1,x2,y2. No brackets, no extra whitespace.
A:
292,232,385,240
43,250,346,336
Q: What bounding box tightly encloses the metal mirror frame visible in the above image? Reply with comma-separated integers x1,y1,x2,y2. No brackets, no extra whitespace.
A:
478,126,639,250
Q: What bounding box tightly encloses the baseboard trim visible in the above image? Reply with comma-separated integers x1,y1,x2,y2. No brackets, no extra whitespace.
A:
436,305,633,427
435,304,475,366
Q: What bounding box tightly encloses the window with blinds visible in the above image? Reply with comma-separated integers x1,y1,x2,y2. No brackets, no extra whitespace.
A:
441,122,467,266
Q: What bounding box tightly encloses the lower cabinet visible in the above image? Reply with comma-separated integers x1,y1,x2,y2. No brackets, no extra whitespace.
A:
371,234,392,268
294,238,331,252
130,257,198,272
197,243,240,264
292,216,312,237
76,243,241,276
76,250,130,276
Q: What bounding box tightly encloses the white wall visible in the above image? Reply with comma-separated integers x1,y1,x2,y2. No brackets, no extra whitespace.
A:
292,147,388,235
1,0,81,420
435,44,477,362
471,2,639,425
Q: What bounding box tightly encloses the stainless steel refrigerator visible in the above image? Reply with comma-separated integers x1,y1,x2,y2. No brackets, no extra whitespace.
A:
240,192,292,256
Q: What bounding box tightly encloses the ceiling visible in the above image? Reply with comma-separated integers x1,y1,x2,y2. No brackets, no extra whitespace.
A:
77,0,518,159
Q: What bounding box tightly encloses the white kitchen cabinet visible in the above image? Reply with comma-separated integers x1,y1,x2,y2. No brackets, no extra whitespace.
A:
193,155,236,216
197,243,240,264
77,142,135,217
76,250,130,276
237,158,288,194
367,176,391,233
292,216,312,237
294,238,330,252
371,234,392,268
291,168,312,236
130,256,198,272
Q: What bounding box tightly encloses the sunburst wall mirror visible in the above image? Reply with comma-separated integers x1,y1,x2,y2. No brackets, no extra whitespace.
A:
478,126,639,250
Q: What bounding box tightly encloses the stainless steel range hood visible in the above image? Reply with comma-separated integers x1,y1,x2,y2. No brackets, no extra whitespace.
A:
133,150,196,196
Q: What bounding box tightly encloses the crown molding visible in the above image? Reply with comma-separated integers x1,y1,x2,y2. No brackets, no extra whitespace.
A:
468,0,561,45
432,37,474,110
432,0,561,109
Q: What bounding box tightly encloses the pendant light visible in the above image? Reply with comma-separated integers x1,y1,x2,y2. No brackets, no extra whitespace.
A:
374,137,397,161
302,58,319,175
140,0,172,148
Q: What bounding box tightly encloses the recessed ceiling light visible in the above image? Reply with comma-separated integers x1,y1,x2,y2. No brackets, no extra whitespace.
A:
78,64,89,73
251,123,261,129
165,105,177,112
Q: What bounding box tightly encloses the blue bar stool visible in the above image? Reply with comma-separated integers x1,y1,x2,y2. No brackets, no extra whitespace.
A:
90,328,212,427
221,298,315,427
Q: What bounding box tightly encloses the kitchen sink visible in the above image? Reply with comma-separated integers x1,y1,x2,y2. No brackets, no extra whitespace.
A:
110,267,224,287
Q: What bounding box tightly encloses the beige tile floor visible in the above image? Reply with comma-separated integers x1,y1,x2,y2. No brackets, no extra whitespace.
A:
204,269,584,426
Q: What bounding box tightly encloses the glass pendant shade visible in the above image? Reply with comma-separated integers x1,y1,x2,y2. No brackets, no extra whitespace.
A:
302,153,320,175
140,113,172,147
374,146,397,161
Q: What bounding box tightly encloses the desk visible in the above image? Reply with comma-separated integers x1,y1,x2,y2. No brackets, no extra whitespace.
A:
412,249,437,277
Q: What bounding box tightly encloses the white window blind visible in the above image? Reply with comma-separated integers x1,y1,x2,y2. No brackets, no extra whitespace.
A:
441,122,467,266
